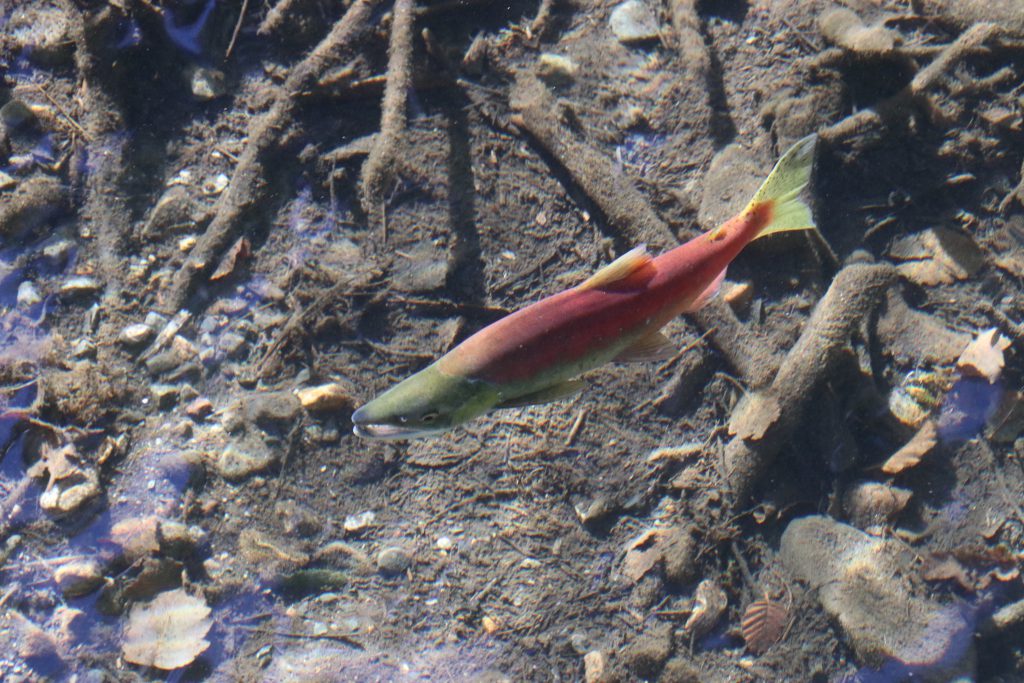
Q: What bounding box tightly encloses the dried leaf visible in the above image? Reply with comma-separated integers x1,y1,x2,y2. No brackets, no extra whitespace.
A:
728,394,781,441
209,237,250,282
623,529,663,582
684,579,727,638
741,598,788,654
882,420,937,474
957,328,1011,383
890,227,985,286
921,554,975,592
122,588,211,670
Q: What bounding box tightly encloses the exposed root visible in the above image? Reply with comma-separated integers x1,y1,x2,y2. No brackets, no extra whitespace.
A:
721,262,897,506
820,22,1000,147
161,0,382,312
359,0,416,231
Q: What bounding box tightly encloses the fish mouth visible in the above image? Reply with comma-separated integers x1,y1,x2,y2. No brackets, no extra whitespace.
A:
351,405,434,440
351,421,430,440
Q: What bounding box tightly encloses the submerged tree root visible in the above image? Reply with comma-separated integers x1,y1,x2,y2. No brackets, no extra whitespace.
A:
721,262,896,506
359,0,416,231
821,22,999,147
162,0,381,312
509,72,779,385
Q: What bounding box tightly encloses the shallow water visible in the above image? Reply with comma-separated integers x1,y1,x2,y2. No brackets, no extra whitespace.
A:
1,0,1023,681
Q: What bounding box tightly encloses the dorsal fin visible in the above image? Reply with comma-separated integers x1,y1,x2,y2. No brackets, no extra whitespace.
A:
578,246,655,291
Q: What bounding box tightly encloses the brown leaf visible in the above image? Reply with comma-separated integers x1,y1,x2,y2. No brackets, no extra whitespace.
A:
209,237,250,282
728,394,781,441
921,554,975,592
890,227,985,286
623,529,663,582
122,588,211,670
882,420,937,474
957,328,1011,383
741,598,788,654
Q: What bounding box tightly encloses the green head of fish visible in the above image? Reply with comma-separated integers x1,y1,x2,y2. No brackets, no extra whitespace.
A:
351,363,500,439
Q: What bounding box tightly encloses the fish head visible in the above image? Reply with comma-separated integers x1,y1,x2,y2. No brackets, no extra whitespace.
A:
351,364,499,439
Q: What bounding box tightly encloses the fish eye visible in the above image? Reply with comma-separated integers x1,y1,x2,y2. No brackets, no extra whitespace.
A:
421,412,439,423
398,416,408,424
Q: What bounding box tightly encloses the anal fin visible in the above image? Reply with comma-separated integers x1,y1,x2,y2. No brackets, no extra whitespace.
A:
498,380,585,408
614,331,676,363
578,246,655,291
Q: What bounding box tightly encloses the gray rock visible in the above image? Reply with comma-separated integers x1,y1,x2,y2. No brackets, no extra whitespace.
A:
376,546,412,575
150,383,180,410
119,323,155,346
216,443,277,481
16,281,42,308
781,516,975,680
41,238,74,265
60,276,101,297
189,66,227,100
610,0,660,44
54,559,103,598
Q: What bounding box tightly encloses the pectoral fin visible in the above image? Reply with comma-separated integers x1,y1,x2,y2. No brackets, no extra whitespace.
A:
498,379,586,408
614,331,675,362
578,246,656,291
681,267,726,313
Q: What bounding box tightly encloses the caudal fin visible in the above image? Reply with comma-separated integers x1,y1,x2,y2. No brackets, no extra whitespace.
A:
747,134,817,240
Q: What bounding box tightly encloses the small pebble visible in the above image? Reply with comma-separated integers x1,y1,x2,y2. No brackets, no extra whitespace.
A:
42,239,74,264
376,546,412,575
481,615,499,634
436,536,454,551
0,170,16,190
202,173,229,196
119,323,155,346
536,53,577,86
185,397,214,420
190,66,227,100
53,559,103,598
71,339,96,359
16,281,42,308
343,510,376,533
150,383,180,409
0,99,36,130
295,383,354,412
610,0,660,44
60,276,101,297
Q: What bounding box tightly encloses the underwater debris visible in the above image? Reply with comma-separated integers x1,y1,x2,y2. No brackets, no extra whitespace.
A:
122,588,212,670
724,263,896,504
956,328,1011,384
882,421,938,474
27,441,101,516
887,369,954,427
843,481,913,529
818,8,900,57
741,597,788,655
684,578,727,639
54,558,104,598
782,515,975,678
889,227,986,287
622,526,696,584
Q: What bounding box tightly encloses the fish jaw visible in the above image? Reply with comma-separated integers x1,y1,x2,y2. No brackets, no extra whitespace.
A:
351,363,500,440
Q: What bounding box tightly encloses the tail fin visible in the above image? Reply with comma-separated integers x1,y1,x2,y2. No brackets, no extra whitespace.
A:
747,134,817,240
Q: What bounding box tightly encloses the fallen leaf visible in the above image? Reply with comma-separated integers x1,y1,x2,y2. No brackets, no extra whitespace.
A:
889,227,985,286
957,328,1011,383
741,598,789,654
882,420,938,474
921,554,974,592
623,529,663,582
209,237,250,282
728,394,781,441
122,588,211,670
